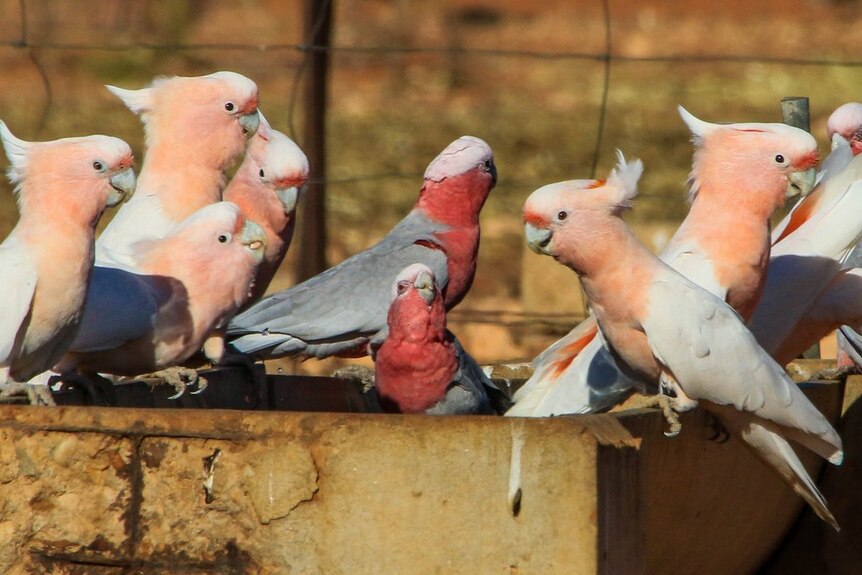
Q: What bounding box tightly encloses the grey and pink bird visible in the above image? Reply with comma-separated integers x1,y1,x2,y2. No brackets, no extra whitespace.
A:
227,135,497,359
372,264,494,415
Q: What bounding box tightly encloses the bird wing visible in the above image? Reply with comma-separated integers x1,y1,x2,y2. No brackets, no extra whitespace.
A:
228,210,450,358
643,271,842,459
69,265,160,353
0,237,36,363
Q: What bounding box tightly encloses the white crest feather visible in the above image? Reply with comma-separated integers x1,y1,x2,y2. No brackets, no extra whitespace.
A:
0,120,32,185
106,84,153,115
607,149,643,209
678,105,720,146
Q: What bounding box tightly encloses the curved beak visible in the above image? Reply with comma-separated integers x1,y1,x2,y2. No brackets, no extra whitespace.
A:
525,223,553,255
787,167,816,199
240,219,267,263
107,167,137,207
275,185,301,214
414,270,436,304
239,110,261,139
831,132,849,152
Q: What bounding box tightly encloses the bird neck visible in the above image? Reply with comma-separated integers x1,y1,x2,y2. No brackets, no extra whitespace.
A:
415,171,491,227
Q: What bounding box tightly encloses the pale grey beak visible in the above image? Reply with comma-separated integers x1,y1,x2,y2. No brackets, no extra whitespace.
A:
275,186,300,214
240,219,267,263
414,270,436,304
107,167,136,207
787,167,816,199
832,132,849,152
525,223,553,255
239,110,261,138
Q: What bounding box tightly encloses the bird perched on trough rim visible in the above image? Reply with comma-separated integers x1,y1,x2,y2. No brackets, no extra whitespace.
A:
96,71,260,268
0,121,135,401
522,151,843,530
371,263,494,415
227,135,497,360
223,112,309,305
54,202,266,397
509,106,819,417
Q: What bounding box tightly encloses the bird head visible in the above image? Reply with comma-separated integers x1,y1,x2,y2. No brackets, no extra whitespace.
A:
247,112,309,215
392,263,438,305
827,102,862,156
523,151,643,261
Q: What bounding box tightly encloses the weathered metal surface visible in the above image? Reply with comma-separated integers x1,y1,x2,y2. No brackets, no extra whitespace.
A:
0,373,850,574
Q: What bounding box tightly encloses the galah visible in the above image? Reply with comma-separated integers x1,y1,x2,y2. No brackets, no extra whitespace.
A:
523,152,843,530
223,113,309,304
509,107,819,417
372,263,493,414
96,71,260,267
227,135,497,359
56,202,265,378
0,121,135,383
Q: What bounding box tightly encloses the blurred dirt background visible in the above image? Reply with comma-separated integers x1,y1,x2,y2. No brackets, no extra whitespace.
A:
2,0,862,375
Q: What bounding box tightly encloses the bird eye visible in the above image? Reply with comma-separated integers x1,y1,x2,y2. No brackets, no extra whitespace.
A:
774,154,786,164
259,169,265,178
93,161,104,171
396,281,409,294
481,159,492,171
557,211,568,221
225,102,236,112
218,233,230,244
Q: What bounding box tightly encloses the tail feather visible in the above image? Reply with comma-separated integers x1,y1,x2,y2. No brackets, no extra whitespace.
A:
715,407,839,531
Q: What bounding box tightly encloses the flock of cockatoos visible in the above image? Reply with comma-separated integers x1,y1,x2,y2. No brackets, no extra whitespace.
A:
1,70,861,530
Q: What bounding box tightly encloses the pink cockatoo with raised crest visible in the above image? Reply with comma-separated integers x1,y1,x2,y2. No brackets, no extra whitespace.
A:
509,107,819,417
0,121,135,386
96,71,260,267
523,152,843,530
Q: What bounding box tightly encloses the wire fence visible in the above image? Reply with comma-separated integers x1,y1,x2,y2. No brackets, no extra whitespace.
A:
2,0,862,357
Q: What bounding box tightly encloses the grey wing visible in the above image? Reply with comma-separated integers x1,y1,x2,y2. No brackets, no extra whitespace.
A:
427,333,507,415
228,239,449,358
70,266,159,353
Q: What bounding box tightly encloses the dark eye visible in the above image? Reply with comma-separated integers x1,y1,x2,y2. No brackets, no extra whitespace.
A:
396,281,409,294
557,211,568,221
775,154,785,164
225,102,235,112
218,234,229,244
93,161,103,171
259,169,265,178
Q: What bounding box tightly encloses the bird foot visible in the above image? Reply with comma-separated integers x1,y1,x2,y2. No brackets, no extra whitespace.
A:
646,394,683,438
136,367,207,399
0,381,56,406
331,364,376,393
704,412,730,444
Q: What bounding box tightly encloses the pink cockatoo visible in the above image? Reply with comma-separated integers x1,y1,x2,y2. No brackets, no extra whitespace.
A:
372,263,493,414
509,107,819,416
523,152,843,530
0,121,135,384
227,135,497,359
96,71,260,267
749,103,862,364
56,202,265,381
223,113,309,304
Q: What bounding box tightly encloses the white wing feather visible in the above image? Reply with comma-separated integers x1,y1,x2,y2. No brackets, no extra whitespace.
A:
0,237,36,365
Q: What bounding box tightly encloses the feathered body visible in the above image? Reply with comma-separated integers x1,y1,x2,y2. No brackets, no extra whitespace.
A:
0,122,135,381
60,202,265,376
510,107,819,416
96,71,260,266
374,264,458,413
223,114,308,303
523,152,843,530
227,135,497,359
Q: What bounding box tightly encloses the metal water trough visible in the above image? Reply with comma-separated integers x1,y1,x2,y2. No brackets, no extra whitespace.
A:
0,362,857,574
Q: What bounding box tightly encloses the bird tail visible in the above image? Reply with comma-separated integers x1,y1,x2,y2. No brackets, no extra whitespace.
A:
715,408,839,531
